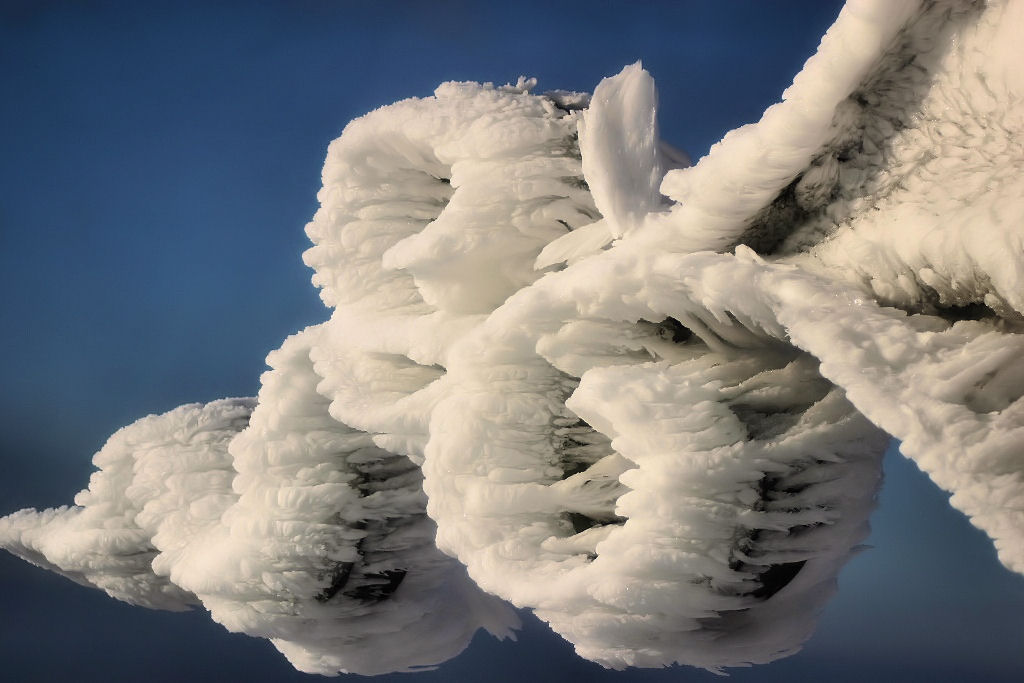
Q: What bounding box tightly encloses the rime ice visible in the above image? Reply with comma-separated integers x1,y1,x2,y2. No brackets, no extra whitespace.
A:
3,0,1023,676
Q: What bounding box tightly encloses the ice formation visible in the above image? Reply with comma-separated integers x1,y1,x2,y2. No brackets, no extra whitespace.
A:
0,398,255,610
3,0,1023,676
165,326,518,675
304,77,596,464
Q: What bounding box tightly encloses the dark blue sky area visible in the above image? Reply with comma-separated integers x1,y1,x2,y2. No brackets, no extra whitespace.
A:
1,1,1021,681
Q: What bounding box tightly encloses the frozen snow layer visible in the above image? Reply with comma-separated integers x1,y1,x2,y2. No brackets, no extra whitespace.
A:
165,326,518,676
424,243,887,670
0,398,255,610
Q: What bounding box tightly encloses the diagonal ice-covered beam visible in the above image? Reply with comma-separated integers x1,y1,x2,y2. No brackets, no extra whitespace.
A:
634,0,922,253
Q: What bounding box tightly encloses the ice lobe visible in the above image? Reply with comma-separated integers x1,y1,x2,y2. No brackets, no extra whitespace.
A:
304,79,596,317
165,326,517,676
304,80,598,462
424,243,887,670
0,398,255,610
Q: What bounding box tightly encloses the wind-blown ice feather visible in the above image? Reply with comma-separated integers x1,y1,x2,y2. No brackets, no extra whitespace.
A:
634,0,921,255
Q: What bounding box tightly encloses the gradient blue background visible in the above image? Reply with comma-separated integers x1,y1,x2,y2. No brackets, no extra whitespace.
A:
1,1,1021,681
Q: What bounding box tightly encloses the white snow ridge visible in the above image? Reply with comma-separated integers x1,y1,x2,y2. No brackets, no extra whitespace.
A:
3,0,1023,675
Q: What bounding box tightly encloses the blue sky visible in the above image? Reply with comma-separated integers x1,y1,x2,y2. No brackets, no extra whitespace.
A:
0,1,1021,681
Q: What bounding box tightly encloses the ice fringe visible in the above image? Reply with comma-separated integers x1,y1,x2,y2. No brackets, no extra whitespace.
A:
3,0,1023,676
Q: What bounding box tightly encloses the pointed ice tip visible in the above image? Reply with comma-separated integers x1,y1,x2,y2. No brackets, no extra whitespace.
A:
502,76,537,94
734,244,766,264
580,62,662,238
596,61,649,93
